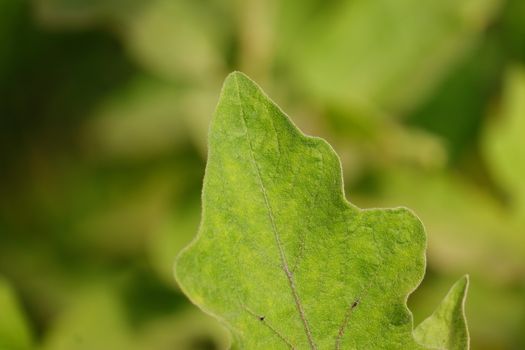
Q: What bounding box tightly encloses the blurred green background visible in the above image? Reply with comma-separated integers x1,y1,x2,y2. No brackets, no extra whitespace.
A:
1,0,525,349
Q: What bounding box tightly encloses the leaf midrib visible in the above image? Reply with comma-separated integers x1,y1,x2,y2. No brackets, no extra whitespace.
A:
233,74,317,350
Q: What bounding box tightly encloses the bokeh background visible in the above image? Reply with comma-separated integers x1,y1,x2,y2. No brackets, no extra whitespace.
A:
1,0,525,349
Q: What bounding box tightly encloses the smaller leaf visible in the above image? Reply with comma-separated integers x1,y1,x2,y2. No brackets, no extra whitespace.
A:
414,275,470,350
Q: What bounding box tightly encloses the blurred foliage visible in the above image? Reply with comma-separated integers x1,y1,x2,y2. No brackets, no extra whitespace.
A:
0,0,524,349
484,67,525,217
0,278,33,350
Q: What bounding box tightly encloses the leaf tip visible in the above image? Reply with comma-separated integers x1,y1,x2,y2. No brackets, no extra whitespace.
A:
451,274,470,301
414,275,470,350
224,71,253,87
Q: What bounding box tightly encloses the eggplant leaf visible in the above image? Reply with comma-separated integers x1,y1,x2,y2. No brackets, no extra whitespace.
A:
175,72,468,349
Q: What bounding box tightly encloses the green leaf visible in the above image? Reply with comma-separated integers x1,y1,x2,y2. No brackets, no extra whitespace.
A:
410,275,520,349
414,275,469,350
175,72,468,349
